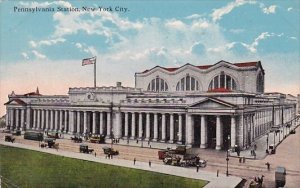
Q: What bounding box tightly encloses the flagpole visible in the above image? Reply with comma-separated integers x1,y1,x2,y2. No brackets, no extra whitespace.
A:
94,56,97,88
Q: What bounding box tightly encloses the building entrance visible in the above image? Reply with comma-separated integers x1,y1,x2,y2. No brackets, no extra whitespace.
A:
207,116,216,149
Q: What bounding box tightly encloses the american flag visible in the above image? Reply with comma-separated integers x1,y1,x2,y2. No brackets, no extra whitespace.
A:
82,57,96,66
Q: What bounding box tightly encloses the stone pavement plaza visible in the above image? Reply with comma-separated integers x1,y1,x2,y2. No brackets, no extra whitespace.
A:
0,140,242,188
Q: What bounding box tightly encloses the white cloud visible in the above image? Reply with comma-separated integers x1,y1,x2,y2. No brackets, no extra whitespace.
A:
262,5,277,14
287,7,293,11
289,37,297,40
30,38,66,48
75,43,82,49
21,52,29,59
19,1,72,8
191,20,210,30
185,14,202,19
32,50,46,59
165,19,187,30
211,0,255,22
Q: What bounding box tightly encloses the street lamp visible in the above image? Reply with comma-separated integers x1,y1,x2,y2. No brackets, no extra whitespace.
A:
226,135,230,177
266,133,269,150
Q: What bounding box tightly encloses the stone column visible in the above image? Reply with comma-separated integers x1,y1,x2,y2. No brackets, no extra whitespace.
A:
114,112,122,138
38,109,42,130
10,109,14,130
161,113,166,142
5,107,9,129
15,109,19,130
131,113,136,139
64,110,68,132
186,114,192,146
124,112,129,138
106,112,111,138
55,110,58,131
99,112,103,135
177,114,182,144
59,110,63,131
20,109,25,131
145,113,150,141
153,113,158,141
138,113,143,139
83,111,87,134
92,111,96,134
45,110,49,131
200,115,207,148
33,109,36,130
216,115,222,150
231,116,236,148
26,108,31,130
68,111,74,134
41,110,45,130
77,111,80,133
50,110,54,130
169,113,174,143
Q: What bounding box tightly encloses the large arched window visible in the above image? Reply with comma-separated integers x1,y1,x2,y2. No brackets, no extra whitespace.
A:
176,74,199,91
208,72,237,91
256,72,264,93
147,77,168,92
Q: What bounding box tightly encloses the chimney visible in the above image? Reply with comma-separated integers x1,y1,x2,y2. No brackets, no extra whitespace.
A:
116,82,122,87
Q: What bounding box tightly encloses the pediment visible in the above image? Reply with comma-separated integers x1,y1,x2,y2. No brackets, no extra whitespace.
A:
189,97,236,109
4,98,26,106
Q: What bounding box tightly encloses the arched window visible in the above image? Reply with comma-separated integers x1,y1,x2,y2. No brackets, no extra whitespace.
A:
256,72,264,93
208,72,237,91
176,75,199,91
147,77,168,92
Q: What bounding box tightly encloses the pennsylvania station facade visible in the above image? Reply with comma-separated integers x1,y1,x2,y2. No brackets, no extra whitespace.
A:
5,60,298,150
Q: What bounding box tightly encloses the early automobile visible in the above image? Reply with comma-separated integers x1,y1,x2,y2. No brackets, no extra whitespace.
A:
47,132,59,139
275,166,286,187
89,135,105,144
44,138,56,148
5,135,15,143
71,136,83,143
79,144,94,154
24,131,43,141
102,146,119,155
12,130,21,136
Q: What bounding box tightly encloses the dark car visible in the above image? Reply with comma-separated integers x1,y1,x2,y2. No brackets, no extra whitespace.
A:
102,146,119,155
79,144,94,154
5,135,15,143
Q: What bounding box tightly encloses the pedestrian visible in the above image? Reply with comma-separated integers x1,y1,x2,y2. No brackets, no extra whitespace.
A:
253,151,256,159
95,152,97,157
254,143,257,150
217,169,219,177
108,154,110,159
196,165,199,172
136,139,139,144
149,160,151,167
265,162,270,170
134,158,136,165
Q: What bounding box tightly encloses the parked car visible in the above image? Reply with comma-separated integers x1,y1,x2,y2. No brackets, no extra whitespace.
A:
12,130,21,136
79,144,94,154
71,136,83,143
89,135,105,144
5,135,15,143
24,131,43,141
275,166,286,187
102,146,119,155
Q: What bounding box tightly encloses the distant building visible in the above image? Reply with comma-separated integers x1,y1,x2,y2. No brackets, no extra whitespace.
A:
4,60,298,150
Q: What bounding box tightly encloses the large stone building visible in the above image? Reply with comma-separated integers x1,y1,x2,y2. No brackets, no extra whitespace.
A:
4,60,298,150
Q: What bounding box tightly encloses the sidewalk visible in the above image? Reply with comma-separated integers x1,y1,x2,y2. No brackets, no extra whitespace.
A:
229,122,299,160
0,141,242,188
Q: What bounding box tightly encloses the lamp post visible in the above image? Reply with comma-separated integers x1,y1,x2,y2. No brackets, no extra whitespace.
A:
266,133,269,150
141,130,144,148
226,135,230,177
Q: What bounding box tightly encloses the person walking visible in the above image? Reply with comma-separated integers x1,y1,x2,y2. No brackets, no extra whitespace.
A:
265,162,270,170
196,165,199,172
134,158,136,165
149,160,151,167
94,152,97,157
217,169,219,177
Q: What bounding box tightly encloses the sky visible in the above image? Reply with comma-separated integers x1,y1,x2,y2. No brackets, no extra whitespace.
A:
0,0,299,116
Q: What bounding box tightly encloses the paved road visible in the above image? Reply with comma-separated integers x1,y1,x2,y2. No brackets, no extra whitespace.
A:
1,123,299,187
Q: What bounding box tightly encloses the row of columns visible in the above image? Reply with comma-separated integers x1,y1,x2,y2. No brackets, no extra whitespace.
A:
121,112,184,143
